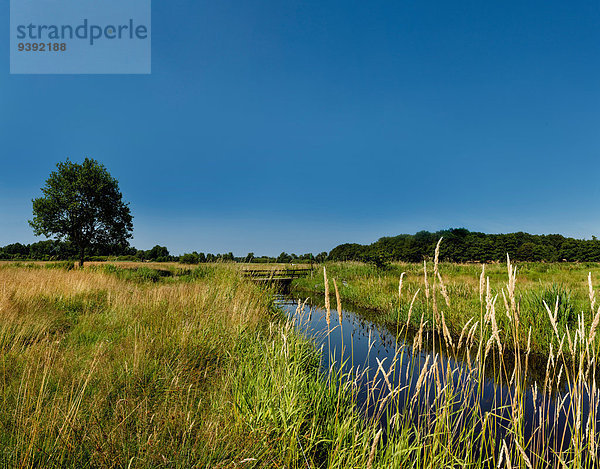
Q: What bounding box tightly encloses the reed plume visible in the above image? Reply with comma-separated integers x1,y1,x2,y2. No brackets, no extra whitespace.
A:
589,305,600,344
506,254,517,313
406,288,420,327
323,267,331,328
479,263,485,305
489,294,502,353
437,271,450,307
433,237,442,278
333,278,342,323
458,317,474,351
414,312,426,352
412,354,431,401
590,272,596,315
398,272,405,300
423,260,429,300
366,428,382,469
543,299,560,341
441,309,453,348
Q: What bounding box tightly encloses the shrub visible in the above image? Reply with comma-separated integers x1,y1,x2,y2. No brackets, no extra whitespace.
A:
180,253,199,264
45,261,75,271
524,283,577,325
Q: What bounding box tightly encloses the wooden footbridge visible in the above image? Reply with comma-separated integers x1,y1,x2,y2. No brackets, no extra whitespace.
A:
241,265,313,286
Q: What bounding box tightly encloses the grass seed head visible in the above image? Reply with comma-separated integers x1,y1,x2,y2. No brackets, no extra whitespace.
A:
333,278,342,323
398,272,405,300
323,267,331,327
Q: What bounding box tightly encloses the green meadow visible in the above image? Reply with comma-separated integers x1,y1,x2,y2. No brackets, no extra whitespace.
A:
292,259,600,357
1,260,600,468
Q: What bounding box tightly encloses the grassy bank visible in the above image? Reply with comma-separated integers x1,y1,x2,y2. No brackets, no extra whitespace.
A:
3,261,599,468
293,258,600,467
0,263,422,468
292,259,600,357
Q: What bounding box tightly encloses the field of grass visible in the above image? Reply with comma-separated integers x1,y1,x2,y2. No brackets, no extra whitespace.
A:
3,259,600,468
289,256,600,468
0,262,425,468
292,258,600,357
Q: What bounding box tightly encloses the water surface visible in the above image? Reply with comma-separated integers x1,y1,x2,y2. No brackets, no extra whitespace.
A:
276,292,599,462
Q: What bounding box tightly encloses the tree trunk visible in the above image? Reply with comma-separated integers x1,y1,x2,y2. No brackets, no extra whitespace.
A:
79,246,85,267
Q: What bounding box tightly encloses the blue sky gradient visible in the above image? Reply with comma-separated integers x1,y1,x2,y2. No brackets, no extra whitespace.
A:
1,1,599,255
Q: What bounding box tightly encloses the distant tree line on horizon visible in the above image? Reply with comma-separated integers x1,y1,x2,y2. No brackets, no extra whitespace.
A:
328,228,600,264
0,241,177,263
178,251,327,264
5,228,600,265
0,240,328,265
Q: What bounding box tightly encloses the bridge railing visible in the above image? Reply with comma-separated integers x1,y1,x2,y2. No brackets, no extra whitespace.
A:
241,267,313,280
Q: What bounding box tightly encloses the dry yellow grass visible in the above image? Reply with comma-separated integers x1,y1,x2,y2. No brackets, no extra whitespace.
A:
0,264,271,467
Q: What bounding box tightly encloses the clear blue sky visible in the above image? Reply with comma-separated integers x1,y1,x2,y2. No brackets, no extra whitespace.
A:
1,1,599,256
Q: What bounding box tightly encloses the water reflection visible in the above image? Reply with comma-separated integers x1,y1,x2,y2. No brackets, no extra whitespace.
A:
276,293,600,464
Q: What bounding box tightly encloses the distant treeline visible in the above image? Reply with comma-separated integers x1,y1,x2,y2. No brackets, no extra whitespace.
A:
0,240,327,264
328,228,600,264
179,251,327,264
0,241,177,262
6,229,599,265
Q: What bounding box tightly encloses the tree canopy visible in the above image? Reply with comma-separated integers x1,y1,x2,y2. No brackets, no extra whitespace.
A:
29,158,133,266
328,228,600,264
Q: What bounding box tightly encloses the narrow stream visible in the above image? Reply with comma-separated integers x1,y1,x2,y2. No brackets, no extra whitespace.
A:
276,292,600,463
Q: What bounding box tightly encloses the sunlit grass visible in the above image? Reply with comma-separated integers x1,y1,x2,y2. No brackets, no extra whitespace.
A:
2,257,600,467
293,260,600,356
292,253,600,468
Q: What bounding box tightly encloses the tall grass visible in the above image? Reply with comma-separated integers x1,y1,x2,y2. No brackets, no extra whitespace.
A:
0,263,432,467
1,264,360,467
0,265,270,466
2,257,599,467
292,260,600,356
295,250,600,468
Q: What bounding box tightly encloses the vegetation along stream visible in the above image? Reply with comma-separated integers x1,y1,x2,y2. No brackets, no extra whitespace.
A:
277,275,600,467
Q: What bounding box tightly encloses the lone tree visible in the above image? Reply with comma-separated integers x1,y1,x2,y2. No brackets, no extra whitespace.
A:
30,158,133,266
